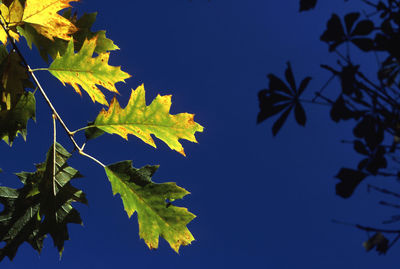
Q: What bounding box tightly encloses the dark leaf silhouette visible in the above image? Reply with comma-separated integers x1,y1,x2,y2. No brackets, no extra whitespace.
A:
354,140,369,155
330,95,360,122
321,13,374,52
335,168,367,198
258,0,400,254
272,107,292,136
294,103,306,126
363,233,389,255
257,62,311,135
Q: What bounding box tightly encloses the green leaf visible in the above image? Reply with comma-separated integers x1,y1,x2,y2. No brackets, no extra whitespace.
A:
72,12,119,54
48,37,130,105
105,160,195,253
84,121,104,141
92,84,204,156
17,24,68,63
0,143,87,261
0,91,35,145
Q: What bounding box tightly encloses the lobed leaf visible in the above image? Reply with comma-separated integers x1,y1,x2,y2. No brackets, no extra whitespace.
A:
0,143,86,260
105,160,195,252
18,10,118,62
91,84,204,156
48,36,130,105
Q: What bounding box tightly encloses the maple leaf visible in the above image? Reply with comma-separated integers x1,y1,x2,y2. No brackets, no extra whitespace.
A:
48,37,130,105
21,0,79,41
105,161,195,253
0,91,35,145
0,143,86,260
90,84,204,156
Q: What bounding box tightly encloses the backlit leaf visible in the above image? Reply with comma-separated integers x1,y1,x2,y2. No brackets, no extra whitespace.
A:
91,84,204,156
21,0,79,41
48,37,130,105
0,0,23,44
18,11,118,62
105,160,195,253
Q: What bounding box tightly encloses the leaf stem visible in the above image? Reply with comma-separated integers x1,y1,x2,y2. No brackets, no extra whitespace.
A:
0,16,107,170
30,68,49,72
70,125,92,135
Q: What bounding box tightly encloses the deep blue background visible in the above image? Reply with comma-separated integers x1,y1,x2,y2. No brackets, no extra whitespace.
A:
1,0,400,268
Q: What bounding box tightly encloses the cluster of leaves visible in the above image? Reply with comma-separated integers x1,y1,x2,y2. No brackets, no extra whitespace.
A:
0,0,203,261
258,0,400,254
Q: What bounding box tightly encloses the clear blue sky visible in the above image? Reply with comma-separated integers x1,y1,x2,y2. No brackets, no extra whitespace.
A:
2,0,400,268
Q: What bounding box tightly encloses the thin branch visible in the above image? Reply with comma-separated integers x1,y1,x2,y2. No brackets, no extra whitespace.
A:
79,150,106,168
30,68,50,72
368,184,400,199
332,219,400,234
52,114,57,196
312,73,336,102
298,98,331,106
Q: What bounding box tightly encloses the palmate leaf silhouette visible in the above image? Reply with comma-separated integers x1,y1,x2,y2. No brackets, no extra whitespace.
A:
320,12,374,52
257,62,311,136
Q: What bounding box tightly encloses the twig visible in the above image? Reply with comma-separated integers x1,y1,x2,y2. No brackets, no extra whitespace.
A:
0,13,107,169
52,114,57,196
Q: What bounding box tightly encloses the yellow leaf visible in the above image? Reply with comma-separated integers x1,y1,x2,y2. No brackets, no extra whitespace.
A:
0,0,23,44
93,84,204,156
22,0,78,40
48,37,131,105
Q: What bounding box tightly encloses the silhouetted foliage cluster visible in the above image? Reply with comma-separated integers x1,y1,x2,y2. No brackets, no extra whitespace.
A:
258,0,400,254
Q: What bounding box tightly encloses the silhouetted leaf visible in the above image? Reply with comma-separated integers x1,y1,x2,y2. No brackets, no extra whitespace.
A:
284,62,296,93
354,140,368,155
330,96,358,122
351,38,374,51
344,13,360,34
299,0,317,12
363,233,389,254
257,92,291,123
335,168,367,198
352,20,374,36
320,14,345,51
267,74,291,96
298,76,312,95
294,103,306,126
321,13,374,52
272,106,292,136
